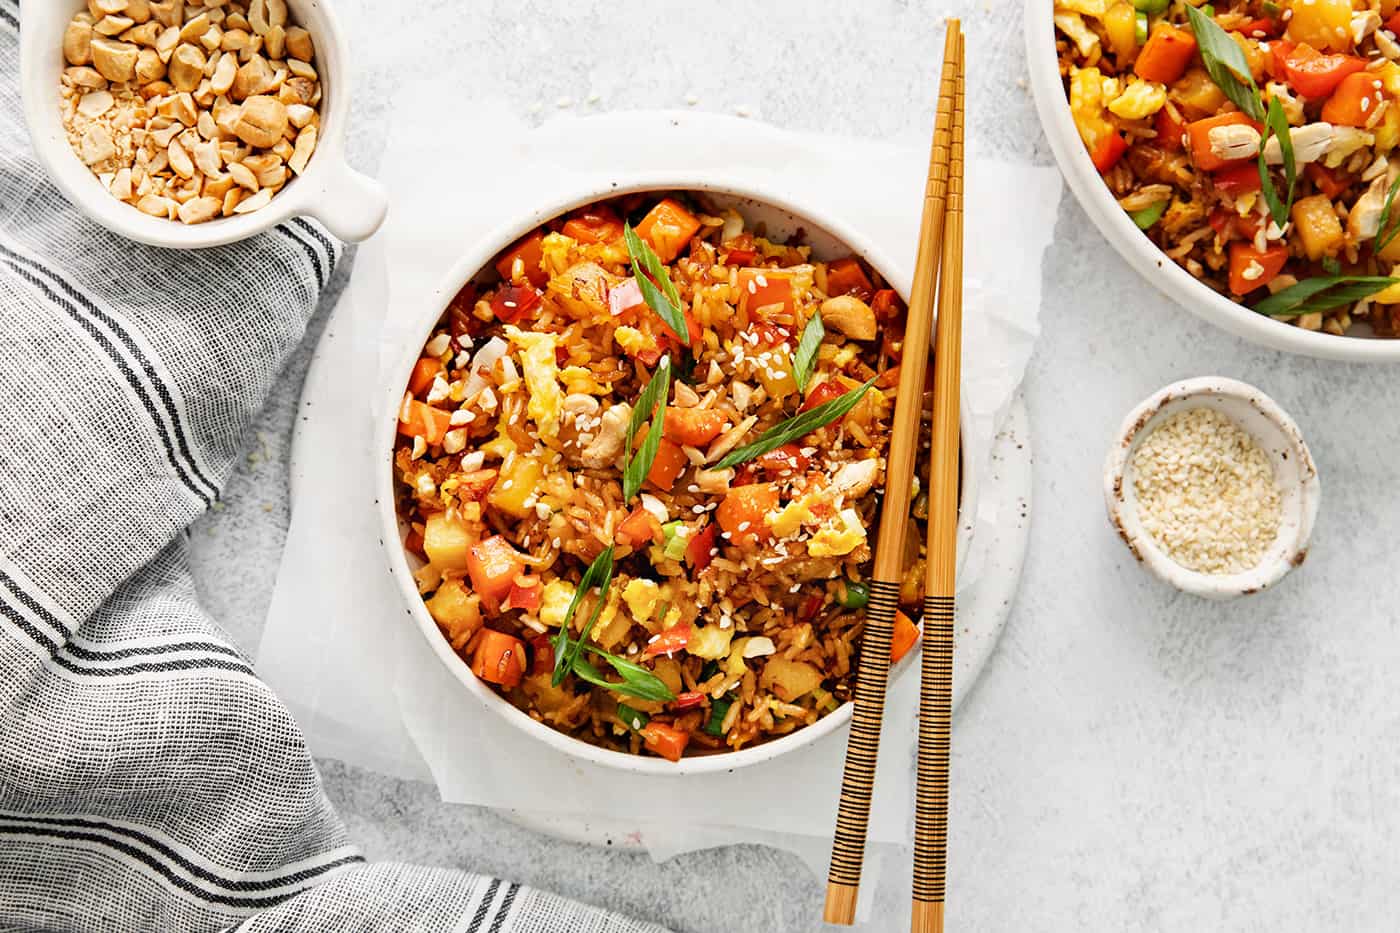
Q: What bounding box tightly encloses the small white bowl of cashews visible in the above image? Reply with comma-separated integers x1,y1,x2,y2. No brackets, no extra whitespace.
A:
19,0,387,248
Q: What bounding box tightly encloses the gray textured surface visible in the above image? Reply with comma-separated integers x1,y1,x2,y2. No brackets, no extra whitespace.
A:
186,1,1400,931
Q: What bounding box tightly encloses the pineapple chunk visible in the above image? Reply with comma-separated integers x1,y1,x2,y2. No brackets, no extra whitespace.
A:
759,658,824,702
425,579,481,650
1286,0,1354,52
753,345,798,400
539,579,576,628
621,578,660,623
423,512,473,571
686,624,734,660
1108,79,1167,120
487,454,543,518
547,261,618,320
1291,194,1345,261
1102,2,1138,62
1376,104,1400,154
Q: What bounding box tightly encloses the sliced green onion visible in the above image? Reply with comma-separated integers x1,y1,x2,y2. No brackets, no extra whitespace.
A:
1261,0,1280,17
661,520,690,560
699,660,720,681
1251,275,1400,317
1200,3,1214,16
1128,200,1168,229
1131,0,1168,13
703,697,733,736
713,377,876,470
836,579,870,610
1321,256,1341,277
617,703,650,731
791,313,825,393
1135,10,1149,45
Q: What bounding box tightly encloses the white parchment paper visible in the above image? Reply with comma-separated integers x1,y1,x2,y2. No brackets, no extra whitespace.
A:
257,84,1060,915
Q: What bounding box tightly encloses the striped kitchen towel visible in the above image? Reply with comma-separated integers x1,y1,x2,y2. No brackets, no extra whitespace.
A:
0,5,666,932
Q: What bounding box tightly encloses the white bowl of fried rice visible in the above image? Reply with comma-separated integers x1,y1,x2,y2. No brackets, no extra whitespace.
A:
375,179,978,774
1028,0,1400,361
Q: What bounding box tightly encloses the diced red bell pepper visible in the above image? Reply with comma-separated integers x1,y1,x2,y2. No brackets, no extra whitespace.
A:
1282,43,1367,99
490,284,542,324
645,437,689,491
1227,242,1289,295
1305,162,1349,199
891,611,920,664
663,406,728,446
615,506,663,549
826,257,874,300
685,522,718,571
1135,23,1197,84
800,379,847,413
737,268,795,315
561,205,623,244
494,230,547,287
1321,71,1386,127
1090,132,1129,174
466,535,526,611
1266,39,1295,81
749,319,793,347
723,233,758,266
672,691,706,711
506,576,541,612
397,399,452,445
1213,162,1263,195
1154,106,1188,152
529,634,554,677
798,593,823,623
1208,208,1265,242
408,357,444,397
471,630,527,687
752,442,810,478
635,198,701,263
1186,112,1259,172
643,620,694,658
870,289,903,322
639,721,690,762
1234,17,1282,38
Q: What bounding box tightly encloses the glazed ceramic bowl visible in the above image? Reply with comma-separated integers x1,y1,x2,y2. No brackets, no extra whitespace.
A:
374,177,980,775
1024,0,1400,362
1104,377,1320,599
19,0,387,248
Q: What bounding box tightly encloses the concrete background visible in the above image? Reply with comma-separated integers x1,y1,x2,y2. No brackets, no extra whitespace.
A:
189,1,1400,930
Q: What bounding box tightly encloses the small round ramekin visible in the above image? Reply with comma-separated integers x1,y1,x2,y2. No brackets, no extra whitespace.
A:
374,176,980,775
19,0,387,248
1104,377,1321,599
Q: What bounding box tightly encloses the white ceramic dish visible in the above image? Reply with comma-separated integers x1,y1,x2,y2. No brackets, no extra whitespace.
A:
1024,0,1400,362
373,179,980,775
1103,377,1320,599
18,0,387,248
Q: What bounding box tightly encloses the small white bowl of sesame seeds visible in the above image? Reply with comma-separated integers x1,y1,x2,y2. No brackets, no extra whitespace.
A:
1104,377,1320,600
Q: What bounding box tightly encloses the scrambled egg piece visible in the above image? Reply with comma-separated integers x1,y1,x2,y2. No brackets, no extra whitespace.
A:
771,497,815,539
1055,12,1100,57
621,578,660,623
686,624,734,660
1055,0,1107,15
1068,66,1113,150
614,326,656,358
807,508,867,558
1108,79,1167,120
539,579,576,629
504,326,563,438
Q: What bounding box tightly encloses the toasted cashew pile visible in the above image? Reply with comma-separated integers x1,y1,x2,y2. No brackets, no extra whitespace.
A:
59,0,322,225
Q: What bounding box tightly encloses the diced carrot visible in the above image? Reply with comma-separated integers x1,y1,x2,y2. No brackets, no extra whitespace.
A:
1135,23,1197,84
639,721,690,761
615,506,663,549
643,620,693,658
1212,162,1262,195
663,406,728,446
635,198,701,263
528,634,554,676
1227,242,1289,295
723,233,758,266
1266,39,1295,81
891,610,920,664
490,284,542,324
800,379,847,413
494,230,547,287
1283,43,1366,99
716,483,779,547
397,399,452,445
1153,106,1188,152
408,357,444,397
561,205,624,244
686,522,718,571
471,629,527,687
826,257,873,300
645,437,689,491
506,576,541,612
466,535,526,611
656,310,705,355
737,268,795,315
1305,162,1349,199
1090,132,1129,174
1186,112,1259,172
1321,71,1386,127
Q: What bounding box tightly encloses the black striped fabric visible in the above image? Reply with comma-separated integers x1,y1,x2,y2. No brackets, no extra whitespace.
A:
0,5,665,931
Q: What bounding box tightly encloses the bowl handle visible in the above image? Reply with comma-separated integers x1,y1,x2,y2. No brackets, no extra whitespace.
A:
308,161,389,243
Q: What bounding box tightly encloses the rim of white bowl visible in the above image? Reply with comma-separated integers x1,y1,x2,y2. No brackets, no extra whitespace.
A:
19,0,387,247
373,173,980,776
1023,0,1400,362
1103,376,1321,599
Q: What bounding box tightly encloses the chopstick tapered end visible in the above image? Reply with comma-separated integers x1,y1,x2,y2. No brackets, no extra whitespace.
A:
824,882,859,926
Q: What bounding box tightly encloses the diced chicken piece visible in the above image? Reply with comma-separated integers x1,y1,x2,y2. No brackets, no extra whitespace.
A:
830,458,879,500
578,401,630,469
1348,170,1394,242
1263,122,1334,165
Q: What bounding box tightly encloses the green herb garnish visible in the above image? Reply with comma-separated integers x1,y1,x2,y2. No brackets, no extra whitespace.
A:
1185,5,1263,121
703,697,733,736
1321,256,1341,276
576,648,676,702
713,377,877,470
1128,200,1169,229
1252,276,1400,317
1131,0,1168,12
616,702,651,731
1258,95,1296,228
622,356,672,501
551,545,616,687
624,223,690,346
791,313,825,392
1135,11,1149,45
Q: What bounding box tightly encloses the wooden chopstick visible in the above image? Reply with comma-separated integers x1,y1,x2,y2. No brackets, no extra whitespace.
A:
823,21,963,927
911,27,965,933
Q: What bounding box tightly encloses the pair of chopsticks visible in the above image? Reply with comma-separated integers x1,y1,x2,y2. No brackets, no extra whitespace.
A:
824,20,964,933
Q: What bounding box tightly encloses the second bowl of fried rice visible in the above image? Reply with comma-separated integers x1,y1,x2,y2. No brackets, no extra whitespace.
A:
1028,0,1400,361
375,178,978,774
